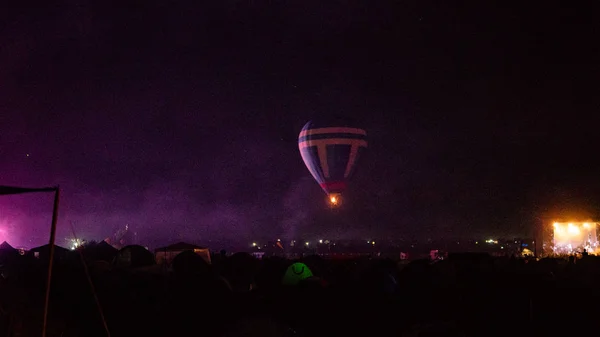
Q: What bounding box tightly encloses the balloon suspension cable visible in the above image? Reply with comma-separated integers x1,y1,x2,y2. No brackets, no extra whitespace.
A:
70,222,111,337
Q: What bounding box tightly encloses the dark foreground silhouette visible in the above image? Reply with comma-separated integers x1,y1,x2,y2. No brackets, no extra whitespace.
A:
0,245,596,337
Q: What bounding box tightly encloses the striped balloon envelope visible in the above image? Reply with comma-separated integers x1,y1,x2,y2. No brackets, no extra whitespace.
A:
298,120,368,206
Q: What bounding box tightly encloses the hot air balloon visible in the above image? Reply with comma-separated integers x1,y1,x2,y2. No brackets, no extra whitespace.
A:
298,120,367,206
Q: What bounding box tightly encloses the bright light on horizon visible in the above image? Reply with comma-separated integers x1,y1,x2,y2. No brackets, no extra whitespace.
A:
553,222,598,254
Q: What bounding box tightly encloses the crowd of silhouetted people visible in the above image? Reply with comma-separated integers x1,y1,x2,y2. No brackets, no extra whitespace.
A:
0,242,598,337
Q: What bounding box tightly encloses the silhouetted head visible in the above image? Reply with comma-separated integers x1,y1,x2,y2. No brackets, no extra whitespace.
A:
222,252,258,292
172,250,211,276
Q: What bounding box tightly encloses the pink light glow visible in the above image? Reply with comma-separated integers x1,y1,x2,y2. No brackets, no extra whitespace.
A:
0,220,12,244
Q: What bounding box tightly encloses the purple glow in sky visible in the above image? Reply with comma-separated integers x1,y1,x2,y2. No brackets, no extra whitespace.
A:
1,1,599,247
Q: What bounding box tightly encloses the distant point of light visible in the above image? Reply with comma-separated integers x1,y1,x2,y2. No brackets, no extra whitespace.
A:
319,239,323,244
305,241,309,246
330,196,337,204
252,242,257,247
69,238,84,250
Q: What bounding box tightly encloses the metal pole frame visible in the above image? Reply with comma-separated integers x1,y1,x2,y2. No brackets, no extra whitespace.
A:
42,187,60,337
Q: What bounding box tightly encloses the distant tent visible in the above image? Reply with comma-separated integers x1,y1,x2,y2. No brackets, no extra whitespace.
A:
28,244,70,261
282,262,313,286
98,240,119,253
0,241,16,251
114,245,155,269
521,248,534,257
82,240,119,263
155,242,211,266
0,241,19,261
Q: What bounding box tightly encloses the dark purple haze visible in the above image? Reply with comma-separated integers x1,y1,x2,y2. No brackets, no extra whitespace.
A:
1,1,598,248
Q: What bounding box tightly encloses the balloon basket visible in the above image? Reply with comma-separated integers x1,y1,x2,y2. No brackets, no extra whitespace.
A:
327,193,342,208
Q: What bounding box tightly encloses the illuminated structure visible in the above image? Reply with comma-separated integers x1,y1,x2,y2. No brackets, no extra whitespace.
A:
552,221,599,255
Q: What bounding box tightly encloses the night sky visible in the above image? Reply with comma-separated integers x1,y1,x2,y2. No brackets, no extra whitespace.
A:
1,1,599,247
